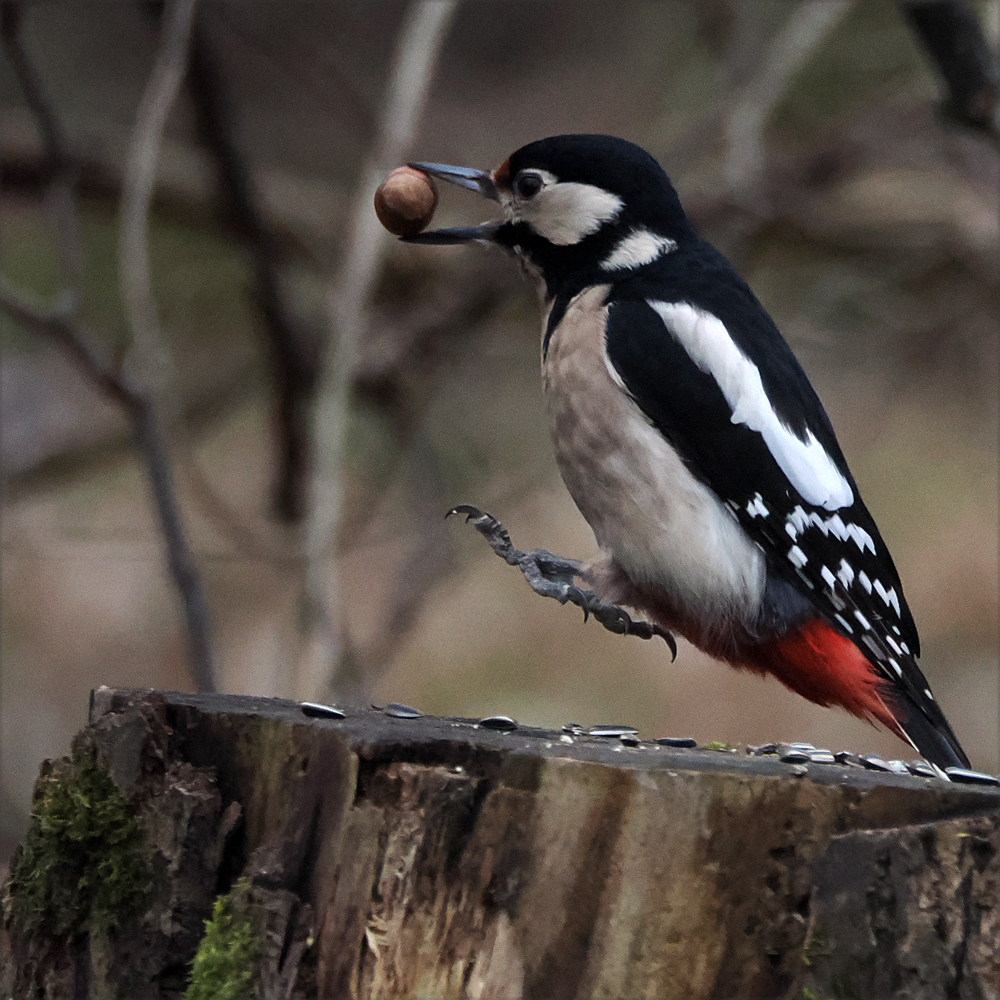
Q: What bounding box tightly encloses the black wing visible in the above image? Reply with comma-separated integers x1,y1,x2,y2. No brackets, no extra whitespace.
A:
602,279,968,767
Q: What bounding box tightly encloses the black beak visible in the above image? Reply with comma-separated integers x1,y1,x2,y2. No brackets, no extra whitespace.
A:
402,161,501,244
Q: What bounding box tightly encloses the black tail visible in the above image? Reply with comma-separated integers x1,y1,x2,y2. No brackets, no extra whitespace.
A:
888,686,970,770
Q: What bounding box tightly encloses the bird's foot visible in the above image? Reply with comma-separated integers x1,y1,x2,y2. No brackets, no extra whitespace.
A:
447,504,677,657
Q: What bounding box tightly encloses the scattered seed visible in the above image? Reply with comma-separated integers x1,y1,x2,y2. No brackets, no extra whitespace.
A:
589,725,639,738
620,734,641,747
300,702,346,719
834,751,863,768
478,715,518,731
788,742,816,751
657,737,697,748
945,767,1000,787
780,749,811,764
906,760,938,779
789,764,808,777
808,749,836,764
859,754,893,772
750,743,779,756
384,703,423,719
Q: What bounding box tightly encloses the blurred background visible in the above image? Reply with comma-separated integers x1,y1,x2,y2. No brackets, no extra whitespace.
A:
2,0,997,865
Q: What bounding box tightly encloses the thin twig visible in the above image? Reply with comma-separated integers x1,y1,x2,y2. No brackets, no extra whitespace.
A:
118,0,215,691
724,0,855,192
119,0,197,381
184,11,319,522
299,0,459,701
899,0,1000,145
1,1,84,284
0,280,132,409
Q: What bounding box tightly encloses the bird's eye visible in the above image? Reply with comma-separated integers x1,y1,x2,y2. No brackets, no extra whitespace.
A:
513,171,543,200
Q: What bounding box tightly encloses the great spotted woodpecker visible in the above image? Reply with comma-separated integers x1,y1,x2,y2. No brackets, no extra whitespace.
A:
404,134,969,770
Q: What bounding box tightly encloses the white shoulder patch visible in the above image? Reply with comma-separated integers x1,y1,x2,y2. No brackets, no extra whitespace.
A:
601,228,677,271
649,301,854,511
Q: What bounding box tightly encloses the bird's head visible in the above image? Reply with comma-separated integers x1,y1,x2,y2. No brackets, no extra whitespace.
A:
407,134,696,295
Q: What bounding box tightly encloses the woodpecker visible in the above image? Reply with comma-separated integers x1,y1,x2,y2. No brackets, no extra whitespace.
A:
404,134,969,770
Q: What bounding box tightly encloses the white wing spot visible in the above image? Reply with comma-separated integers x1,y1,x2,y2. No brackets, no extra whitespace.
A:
820,565,837,589
834,613,854,634
786,506,873,553
858,570,873,595
837,559,855,588
888,588,901,617
649,302,854,511
923,687,934,702
873,579,902,618
885,634,901,655
826,514,847,540
890,659,903,677
847,523,875,554
788,545,808,568
854,609,871,630
787,506,812,535
746,493,769,518
861,635,882,659
900,641,910,655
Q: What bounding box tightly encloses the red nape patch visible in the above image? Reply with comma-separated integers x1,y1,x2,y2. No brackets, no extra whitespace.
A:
736,620,902,733
493,158,511,191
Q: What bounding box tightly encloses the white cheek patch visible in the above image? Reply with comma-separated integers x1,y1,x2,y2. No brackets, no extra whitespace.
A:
601,228,677,270
649,301,854,512
520,181,624,246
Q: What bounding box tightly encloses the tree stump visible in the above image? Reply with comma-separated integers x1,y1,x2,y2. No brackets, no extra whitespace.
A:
1,687,997,999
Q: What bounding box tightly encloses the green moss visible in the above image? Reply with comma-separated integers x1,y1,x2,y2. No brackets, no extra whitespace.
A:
803,926,832,968
4,743,152,937
185,880,259,1000
802,988,833,1000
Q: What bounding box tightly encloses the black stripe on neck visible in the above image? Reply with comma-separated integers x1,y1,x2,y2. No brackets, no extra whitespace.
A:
542,294,571,360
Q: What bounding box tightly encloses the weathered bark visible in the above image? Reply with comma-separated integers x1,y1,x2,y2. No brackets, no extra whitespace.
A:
1,688,997,999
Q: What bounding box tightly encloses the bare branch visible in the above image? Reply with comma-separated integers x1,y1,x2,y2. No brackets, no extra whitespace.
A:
1,3,70,168
119,0,197,382
900,0,1000,144
3,4,215,691
184,12,319,522
0,280,130,409
299,0,460,701
1,1,84,283
118,0,215,692
724,0,855,193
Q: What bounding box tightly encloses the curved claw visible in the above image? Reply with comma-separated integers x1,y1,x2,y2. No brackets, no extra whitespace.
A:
663,631,678,661
566,586,590,617
446,503,485,522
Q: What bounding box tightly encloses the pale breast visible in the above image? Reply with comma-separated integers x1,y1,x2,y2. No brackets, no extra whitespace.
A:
541,285,766,626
